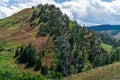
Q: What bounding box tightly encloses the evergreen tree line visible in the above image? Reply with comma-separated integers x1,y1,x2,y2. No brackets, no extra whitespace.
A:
93,31,120,47
94,48,120,67
14,43,48,75
14,43,63,79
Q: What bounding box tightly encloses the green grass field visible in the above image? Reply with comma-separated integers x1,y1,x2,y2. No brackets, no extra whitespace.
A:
101,43,112,53
0,51,22,79
0,51,47,80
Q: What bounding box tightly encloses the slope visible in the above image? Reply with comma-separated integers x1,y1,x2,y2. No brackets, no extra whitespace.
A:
88,25,120,31
0,4,119,80
0,5,53,80
64,62,120,80
88,25,120,39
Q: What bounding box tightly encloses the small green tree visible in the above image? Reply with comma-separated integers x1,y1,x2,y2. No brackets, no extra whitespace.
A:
27,51,36,67
34,58,42,71
14,47,19,58
38,49,45,58
41,65,48,75
56,61,63,72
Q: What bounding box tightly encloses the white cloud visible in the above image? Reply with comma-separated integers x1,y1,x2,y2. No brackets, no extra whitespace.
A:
1,0,120,25
58,0,120,25
0,0,56,19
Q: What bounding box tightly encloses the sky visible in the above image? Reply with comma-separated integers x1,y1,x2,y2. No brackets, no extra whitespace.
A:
0,0,120,26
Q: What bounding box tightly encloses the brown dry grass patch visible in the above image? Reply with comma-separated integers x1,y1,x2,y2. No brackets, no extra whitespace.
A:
64,62,120,80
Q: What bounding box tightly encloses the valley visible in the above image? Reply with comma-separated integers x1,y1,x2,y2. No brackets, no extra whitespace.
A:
88,25,120,39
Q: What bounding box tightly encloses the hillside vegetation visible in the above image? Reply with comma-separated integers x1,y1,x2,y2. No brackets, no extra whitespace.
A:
0,4,120,80
0,51,47,80
101,43,112,53
88,25,120,40
64,62,120,80
88,25,120,31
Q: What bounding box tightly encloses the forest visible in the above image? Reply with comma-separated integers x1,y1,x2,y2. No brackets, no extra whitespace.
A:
13,4,120,79
0,4,120,80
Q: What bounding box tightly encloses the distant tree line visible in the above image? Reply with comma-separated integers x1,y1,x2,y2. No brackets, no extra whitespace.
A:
94,48,120,67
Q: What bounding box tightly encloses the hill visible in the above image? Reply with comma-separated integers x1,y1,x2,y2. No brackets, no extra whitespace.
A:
88,25,120,39
64,62,120,80
0,4,120,80
88,25,120,31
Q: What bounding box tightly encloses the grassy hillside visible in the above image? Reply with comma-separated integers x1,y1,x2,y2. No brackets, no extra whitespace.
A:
0,49,46,80
0,52,22,79
0,8,33,30
64,62,120,80
0,5,53,80
0,4,120,80
101,43,112,53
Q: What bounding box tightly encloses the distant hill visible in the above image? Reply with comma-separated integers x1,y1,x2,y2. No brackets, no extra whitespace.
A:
88,25,120,31
87,25,120,39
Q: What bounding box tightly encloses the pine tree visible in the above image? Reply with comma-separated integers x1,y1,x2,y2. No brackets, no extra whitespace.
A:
41,65,48,75
105,55,110,65
18,46,24,63
56,62,63,72
22,48,29,63
14,47,19,58
34,58,42,71
27,48,36,67
19,45,24,54
38,50,45,59
112,40,118,49
94,54,100,67
30,10,37,22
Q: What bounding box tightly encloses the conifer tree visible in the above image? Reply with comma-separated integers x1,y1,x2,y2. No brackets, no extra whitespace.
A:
56,62,63,72
27,47,36,67
14,47,19,58
34,58,42,71
41,65,48,75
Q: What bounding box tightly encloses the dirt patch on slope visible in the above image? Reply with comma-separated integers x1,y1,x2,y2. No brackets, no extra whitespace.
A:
0,25,53,72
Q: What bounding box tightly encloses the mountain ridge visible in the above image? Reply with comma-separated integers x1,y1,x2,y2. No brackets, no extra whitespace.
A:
0,4,120,80
88,24,120,31
87,25,120,39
